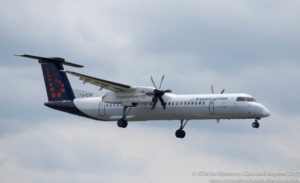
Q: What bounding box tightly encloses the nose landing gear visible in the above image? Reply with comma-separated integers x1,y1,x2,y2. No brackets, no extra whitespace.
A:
252,119,260,128
175,120,189,138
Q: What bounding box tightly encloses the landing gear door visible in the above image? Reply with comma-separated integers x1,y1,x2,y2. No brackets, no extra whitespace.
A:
99,102,105,116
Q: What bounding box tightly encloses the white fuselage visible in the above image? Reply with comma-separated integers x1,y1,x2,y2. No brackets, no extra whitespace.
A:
73,93,270,122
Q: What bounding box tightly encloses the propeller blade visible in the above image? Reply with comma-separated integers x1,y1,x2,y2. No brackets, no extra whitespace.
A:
151,97,158,110
220,89,225,94
159,75,165,89
150,76,158,89
149,75,171,110
211,85,214,94
158,96,166,109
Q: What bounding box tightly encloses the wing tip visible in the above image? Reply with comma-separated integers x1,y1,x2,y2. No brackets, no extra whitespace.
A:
14,54,27,57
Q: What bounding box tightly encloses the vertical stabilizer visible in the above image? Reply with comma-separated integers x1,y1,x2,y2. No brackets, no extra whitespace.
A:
17,54,84,101
40,60,75,101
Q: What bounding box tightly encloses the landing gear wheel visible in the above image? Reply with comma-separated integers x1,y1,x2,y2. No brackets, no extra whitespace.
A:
117,119,128,128
175,120,189,138
175,129,186,138
252,121,260,128
117,106,131,128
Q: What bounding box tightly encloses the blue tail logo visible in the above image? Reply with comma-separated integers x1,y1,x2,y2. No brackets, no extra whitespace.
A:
17,54,84,101
41,61,75,101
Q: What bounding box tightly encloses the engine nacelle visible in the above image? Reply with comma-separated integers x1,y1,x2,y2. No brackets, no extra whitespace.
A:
101,86,173,106
102,91,153,105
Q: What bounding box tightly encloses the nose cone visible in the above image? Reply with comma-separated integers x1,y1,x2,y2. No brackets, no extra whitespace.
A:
261,106,271,117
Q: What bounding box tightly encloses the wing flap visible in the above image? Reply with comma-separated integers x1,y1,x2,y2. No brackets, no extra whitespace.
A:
63,70,135,92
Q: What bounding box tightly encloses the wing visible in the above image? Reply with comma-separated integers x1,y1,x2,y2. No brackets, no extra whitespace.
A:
63,70,136,92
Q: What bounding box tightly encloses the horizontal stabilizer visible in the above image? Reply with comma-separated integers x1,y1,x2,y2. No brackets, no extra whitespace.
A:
15,54,84,68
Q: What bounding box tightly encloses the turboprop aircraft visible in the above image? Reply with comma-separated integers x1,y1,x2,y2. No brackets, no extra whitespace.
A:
17,54,270,138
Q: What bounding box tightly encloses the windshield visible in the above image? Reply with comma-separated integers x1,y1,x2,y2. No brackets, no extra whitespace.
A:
236,97,256,102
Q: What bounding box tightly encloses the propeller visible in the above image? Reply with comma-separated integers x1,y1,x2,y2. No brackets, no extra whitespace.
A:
147,75,172,110
211,85,225,94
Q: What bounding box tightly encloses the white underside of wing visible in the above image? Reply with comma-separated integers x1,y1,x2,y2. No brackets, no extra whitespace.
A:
109,115,136,120
63,70,136,92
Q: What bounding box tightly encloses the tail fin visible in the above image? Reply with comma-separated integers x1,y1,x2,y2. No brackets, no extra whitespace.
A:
16,54,83,101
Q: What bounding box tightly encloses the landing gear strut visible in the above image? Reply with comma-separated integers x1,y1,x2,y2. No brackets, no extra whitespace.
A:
117,106,131,128
252,119,260,128
175,120,189,138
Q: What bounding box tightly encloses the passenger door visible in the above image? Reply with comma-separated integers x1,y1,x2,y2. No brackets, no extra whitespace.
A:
99,102,106,116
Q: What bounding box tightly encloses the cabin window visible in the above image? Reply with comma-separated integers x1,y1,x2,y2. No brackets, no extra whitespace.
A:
187,102,190,105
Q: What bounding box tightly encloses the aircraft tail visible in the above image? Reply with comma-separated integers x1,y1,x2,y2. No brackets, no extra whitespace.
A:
16,54,83,101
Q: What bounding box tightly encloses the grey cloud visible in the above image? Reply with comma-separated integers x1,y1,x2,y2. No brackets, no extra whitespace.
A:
1,117,299,183
0,120,147,174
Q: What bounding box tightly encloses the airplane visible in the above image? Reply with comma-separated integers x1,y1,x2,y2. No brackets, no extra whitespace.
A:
17,54,270,138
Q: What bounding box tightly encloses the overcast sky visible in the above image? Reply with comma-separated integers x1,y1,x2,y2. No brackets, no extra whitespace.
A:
1,0,300,182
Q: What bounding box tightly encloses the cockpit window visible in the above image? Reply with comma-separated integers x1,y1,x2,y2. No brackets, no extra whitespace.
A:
247,98,256,102
236,97,256,102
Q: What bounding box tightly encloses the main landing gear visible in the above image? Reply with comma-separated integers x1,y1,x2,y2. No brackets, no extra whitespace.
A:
175,120,189,138
117,119,127,128
252,119,260,128
117,106,132,128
